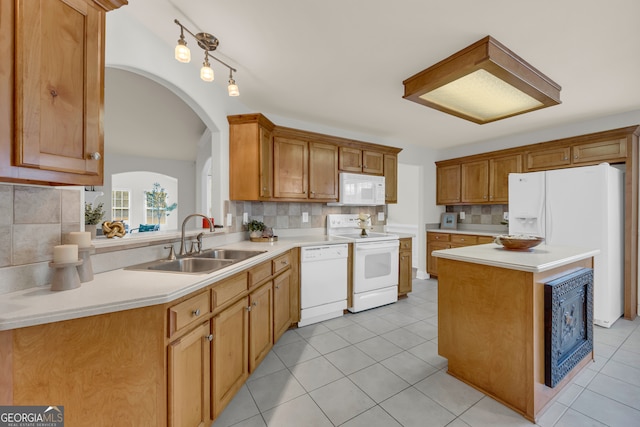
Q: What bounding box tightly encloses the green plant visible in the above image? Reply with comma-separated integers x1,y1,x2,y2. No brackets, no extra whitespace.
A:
85,202,105,225
247,219,265,232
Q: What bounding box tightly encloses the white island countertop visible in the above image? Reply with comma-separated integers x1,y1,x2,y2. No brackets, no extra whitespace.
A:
0,235,350,331
433,243,599,273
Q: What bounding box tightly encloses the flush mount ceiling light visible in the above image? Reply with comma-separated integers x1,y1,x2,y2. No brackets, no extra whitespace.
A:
402,36,561,124
174,19,239,96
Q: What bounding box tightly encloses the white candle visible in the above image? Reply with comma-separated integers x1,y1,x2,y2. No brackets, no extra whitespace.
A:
68,231,92,248
53,245,78,263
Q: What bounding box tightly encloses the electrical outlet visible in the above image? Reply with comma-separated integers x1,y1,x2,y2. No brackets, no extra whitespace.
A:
377,212,385,221
242,212,248,224
503,212,509,220
226,213,233,226
459,212,466,220
302,212,309,223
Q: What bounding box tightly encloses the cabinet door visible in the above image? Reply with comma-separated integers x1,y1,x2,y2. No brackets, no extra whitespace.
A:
308,142,338,200
212,298,249,418
489,155,521,203
15,0,103,182
461,160,489,203
525,146,571,171
168,322,211,427
259,126,273,198
249,282,273,372
572,138,627,164
362,151,384,175
398,249,412,296
339,147,363,172
273,269,292,342
274,136,308,199
436,164,461,204
427,241,451,277
384,154,398,204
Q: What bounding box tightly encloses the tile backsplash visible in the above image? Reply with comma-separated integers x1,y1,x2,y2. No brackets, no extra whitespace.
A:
224,201,387,233
0,184,82,294
446,204,508,226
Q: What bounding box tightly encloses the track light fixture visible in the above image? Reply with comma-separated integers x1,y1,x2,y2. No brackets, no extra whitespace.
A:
174,19,239,95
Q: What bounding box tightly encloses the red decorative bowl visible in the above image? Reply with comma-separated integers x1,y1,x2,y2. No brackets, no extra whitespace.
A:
494,235,545,251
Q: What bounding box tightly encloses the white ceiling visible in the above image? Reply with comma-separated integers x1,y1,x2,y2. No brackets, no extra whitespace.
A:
116,0,640,150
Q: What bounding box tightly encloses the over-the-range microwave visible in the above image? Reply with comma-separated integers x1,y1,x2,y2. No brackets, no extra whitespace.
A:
328,172,386,206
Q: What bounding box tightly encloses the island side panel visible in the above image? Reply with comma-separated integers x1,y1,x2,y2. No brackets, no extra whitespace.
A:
12,305,167,427
437,259,534,415
532,258,594,416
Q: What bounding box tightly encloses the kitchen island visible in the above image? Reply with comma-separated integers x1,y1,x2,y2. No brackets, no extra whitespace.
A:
433,243,599,422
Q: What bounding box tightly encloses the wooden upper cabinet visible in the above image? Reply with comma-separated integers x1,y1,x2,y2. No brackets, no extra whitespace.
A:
525,146,571,171
273,136,308,199
362,151,384,175
338,147,384,175
0,0,124,186
229,114,276,201
572,138,627,164
461,160,489,203
436,164,461,204
309,142,338,200
339,147,363,172
489,154,522,203
384,154,398,204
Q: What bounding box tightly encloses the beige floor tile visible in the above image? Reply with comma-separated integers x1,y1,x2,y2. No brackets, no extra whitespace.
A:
262,394,332,427
380,387,455,427
570,389,640,426
309,377,375,425
340,405,402,427
348,363,410,403
414,371,484,416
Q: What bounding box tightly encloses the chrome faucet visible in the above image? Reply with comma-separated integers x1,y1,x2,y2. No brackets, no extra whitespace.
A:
179,214,213,256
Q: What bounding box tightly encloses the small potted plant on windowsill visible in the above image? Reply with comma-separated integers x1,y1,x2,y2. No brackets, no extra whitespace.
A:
85,202,105,239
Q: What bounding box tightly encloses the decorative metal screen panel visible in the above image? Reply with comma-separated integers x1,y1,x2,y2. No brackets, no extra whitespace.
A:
544,268,594,388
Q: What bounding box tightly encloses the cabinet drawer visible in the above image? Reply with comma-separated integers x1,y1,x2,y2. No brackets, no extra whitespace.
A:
249,261,272,288
272,252,292,275
400,238,412,250
213,273,248,310
168,291,211,337
427,232,450,242
478,236,496,244
450,234,478,245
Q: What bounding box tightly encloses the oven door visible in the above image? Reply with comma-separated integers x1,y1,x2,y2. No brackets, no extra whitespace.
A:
353,240,399,292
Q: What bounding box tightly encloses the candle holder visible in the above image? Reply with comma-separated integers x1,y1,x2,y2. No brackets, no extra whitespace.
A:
49,259,83,291
77,246,95,283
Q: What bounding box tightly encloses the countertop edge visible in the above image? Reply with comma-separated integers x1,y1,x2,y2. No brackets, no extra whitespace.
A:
0,236,348,331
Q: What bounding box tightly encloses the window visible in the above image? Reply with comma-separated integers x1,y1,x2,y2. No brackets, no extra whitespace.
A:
144,182,177,226
111,189,130,223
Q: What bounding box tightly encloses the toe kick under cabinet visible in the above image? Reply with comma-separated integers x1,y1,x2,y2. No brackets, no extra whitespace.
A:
0,248,300,427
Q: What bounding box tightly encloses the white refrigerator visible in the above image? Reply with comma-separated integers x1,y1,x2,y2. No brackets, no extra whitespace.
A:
508,163,624,328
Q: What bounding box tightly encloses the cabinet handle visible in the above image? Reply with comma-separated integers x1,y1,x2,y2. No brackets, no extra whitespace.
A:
89,152,102,160
252,301,258,306
563,156,568,160
280,260,288,265
206,334,214,342
246,306,252,312
574,155,578,159
192,309,201,316
310,191,315,194
275,285,280,289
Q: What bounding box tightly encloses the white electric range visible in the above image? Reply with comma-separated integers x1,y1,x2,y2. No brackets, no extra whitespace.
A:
327,214,399,312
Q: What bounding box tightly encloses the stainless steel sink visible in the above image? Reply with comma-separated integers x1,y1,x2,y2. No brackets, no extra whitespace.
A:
126,258,234,274
124,249,266,274
194,249,266,261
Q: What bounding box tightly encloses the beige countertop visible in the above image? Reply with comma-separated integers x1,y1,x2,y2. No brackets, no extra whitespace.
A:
0,235,349,331
433,243,599,273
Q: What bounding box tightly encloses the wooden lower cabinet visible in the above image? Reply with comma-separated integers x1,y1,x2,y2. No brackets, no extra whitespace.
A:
273,269,293,342
249,282,273,372
212,297,249,419
398,237,412,296
427,232,496,277
168,321,211,427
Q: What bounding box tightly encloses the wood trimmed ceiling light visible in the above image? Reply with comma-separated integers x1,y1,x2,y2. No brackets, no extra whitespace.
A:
402,36,561,124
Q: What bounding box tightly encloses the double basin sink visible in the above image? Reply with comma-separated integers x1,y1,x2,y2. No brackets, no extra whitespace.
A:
125,249,266,274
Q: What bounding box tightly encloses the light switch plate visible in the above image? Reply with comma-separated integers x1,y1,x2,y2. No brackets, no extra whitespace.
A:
243,212,248,224
459,212,465,220
504,212,509,220
377,212,385,221
226,213,233,226
302,212,309,223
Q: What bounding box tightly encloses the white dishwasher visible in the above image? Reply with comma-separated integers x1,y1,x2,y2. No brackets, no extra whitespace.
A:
299,243,349,327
